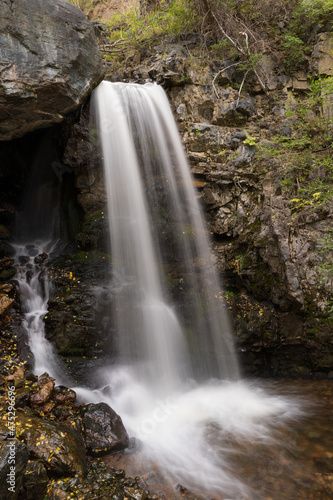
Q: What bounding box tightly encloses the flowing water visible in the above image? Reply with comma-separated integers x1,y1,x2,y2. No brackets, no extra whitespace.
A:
17,81,330,498
74,81,307,498
13,241,67,383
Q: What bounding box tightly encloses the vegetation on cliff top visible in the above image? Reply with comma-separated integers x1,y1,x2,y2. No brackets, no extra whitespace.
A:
69,0,333,76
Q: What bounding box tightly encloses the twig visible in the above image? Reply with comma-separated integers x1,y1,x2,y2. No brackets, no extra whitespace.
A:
201,10,209,33
253,67,269,94
212,62,241,98
236,69,250,105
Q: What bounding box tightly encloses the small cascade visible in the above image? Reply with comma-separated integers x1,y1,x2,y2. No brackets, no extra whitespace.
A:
13,241,66,382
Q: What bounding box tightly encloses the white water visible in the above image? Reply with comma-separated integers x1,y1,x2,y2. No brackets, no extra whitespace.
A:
92,81,239,386
14,241,67,383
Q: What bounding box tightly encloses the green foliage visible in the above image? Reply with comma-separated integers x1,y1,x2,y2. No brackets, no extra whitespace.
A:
282,34,305,68
301,0,333,21
243,135,258,147
316,229,333,292
106,1,198,51
255,76,333,214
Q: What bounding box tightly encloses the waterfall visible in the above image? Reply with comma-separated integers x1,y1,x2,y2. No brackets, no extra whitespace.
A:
75,81,303,498
92,81,239,390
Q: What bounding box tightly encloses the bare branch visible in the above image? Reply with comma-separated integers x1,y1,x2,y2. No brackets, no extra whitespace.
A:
236,69,250,106
212,62,242,98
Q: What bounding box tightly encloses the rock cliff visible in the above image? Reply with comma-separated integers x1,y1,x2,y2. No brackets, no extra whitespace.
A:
0,0,104,140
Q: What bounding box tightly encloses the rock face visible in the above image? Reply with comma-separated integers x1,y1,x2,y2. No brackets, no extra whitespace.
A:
0,0,104,141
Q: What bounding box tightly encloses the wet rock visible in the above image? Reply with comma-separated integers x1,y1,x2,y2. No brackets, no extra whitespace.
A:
0,440,29,500
34,253,48,265
16,387,32,409
0,294,14,318
0,421,9,441
44,487,71,499
21,460,48,500
26,270,34,284
0,267,16,282
124,487,148,500
7,366,25,385
18,256,30,265
80,402,129,456
62,105,106,216
53,386,77,404
0,0,104,141
29,377,55,406
0,284,13,296
0,257,14,271
25,245,39,257
17,410,87,476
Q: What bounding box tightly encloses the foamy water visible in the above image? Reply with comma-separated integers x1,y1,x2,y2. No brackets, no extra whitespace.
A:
76,369,305,498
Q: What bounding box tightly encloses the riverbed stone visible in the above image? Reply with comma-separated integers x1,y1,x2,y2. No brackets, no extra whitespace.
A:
80,402,129,456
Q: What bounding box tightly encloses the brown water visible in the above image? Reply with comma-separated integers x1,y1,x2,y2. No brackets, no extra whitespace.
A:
103,380,333,500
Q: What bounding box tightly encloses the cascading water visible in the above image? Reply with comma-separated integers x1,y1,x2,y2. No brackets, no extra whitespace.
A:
72,81,304,498
13,241,66,382
92,81,239,390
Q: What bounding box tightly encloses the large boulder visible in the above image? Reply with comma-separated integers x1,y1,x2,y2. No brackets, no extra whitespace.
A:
80,402,129,456
16,410,87,476
0,0,104,140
